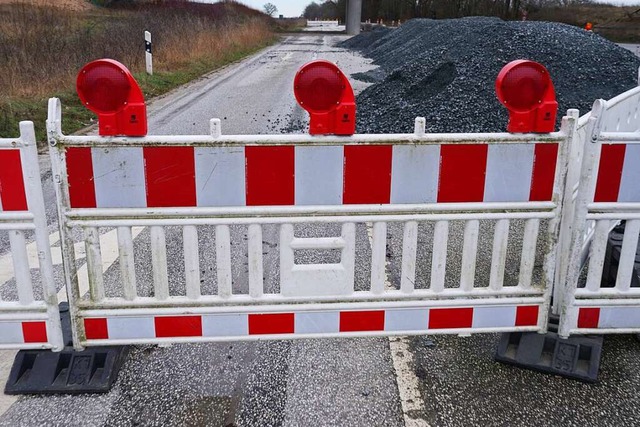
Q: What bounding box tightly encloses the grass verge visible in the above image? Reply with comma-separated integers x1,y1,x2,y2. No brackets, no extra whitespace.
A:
0,0,279,145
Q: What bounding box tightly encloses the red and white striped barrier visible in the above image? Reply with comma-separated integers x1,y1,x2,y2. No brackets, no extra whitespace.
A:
49,93,573,349
576,306,640,330
0,320,50,346
0,149,28,212
64,142,558,209
594,144,640,202
559,84,640,337
82,304,541,344
0,122,63,351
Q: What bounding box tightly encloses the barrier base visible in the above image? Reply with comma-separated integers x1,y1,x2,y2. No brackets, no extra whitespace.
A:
495,315,603,383
4,303,129,394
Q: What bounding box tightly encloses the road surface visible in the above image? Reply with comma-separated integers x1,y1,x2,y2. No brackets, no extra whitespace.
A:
0,32,639,427
619,43,640,58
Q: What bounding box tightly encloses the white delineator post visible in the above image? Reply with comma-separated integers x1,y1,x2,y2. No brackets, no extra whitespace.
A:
145,31,153,75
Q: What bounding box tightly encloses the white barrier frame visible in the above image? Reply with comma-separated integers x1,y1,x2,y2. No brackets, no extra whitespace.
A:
559,82,640,337
48,98,575,349
0,122,63,351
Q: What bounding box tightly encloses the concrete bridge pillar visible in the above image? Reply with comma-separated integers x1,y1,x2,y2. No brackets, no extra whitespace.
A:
346,0,362,35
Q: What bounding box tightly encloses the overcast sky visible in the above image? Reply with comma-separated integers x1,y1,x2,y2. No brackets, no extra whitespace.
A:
235,0,307,17
232,0,640,19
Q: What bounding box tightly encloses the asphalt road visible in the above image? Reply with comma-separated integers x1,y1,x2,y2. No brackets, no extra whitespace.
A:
0,32,639,427
619,43,640,58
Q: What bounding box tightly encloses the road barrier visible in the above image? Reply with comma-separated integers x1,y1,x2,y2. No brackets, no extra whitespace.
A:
559,83,640,337
1,58,638,387
47,95,575,349
0,122,63,351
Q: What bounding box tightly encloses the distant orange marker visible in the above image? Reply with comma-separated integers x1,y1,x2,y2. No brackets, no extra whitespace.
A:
585,22,593,31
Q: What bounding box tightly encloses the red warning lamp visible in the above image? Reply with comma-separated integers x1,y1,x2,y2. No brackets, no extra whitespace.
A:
77,59,147,136
294,60,356,135
496,60,557,133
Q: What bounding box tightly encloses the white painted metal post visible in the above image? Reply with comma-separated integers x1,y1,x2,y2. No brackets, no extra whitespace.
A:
145,30,153,75
558,101,606,338
553,109,580,315
18,121,64,351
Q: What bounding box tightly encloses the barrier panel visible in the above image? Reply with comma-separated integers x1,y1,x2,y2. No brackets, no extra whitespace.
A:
0,122,63,351
47,97,576,349
559,83,640,337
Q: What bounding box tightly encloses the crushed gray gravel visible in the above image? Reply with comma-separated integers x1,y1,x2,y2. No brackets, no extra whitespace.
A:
340,17,640,134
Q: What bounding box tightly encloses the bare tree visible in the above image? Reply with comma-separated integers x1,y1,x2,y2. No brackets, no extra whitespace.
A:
263,2,278,16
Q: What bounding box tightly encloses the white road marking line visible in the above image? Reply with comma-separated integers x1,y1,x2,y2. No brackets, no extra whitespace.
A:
56,227,144,302
366,223,430,427
0,226,144,415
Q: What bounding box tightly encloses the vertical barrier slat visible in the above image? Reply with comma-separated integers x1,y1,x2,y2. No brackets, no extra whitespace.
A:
370,221,387,294
518,219,540,289
585,220,610,292
400,221,418,293
9,230,34,305
460,220,479,291
216,224,232,298
19,120,63,349
183,225,201,300
248,224,264,298
430,220,448,293
552,109,580,317
117,226,137,300
84,227,105,302
280,224,294,294
615,219,640,292
558,102,605,338
341,222,357,293
48,106,84,349
489,219,510,291
151,226,169,300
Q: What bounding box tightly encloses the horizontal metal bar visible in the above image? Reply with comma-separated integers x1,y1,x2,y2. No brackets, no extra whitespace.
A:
568,327,640,335
587,212,640,220
0,213,34,221
0,140,24,148
67,202,556,219
76,290,545,312
66,203,555,227
289,237,346,250
573,291,640,300
599,133,640,142
83,325,542,346
0,343,53,350
588,203,640,211
0,223,36,231
53,132,565,148
67,212,556,227
0,311,49,321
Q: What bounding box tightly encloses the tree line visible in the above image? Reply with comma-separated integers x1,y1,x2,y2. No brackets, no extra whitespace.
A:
302,0,596,22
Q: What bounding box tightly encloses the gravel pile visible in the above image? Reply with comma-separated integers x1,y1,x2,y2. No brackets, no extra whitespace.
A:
339,17,640,134
340,25,392,50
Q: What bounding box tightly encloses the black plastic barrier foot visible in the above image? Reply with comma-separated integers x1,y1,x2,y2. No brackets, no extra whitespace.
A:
495,315,603,383
4,303,129,394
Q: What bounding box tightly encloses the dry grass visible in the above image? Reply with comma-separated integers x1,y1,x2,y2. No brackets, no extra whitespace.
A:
0,0,276,140
529,3,640,43
0,0,273,98
0,0,93,11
